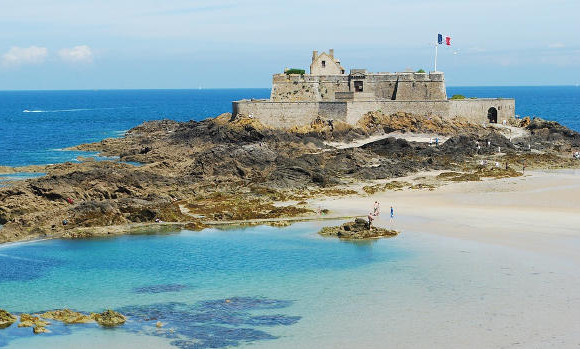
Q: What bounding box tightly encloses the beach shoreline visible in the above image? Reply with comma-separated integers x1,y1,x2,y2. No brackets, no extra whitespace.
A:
310,168,580,261
3,168,578,258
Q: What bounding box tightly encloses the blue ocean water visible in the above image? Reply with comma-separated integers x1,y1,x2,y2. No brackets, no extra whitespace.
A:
0,89,270,167
0,87,578,168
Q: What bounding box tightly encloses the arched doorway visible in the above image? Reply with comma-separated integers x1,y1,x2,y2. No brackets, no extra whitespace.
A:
487,107,498,123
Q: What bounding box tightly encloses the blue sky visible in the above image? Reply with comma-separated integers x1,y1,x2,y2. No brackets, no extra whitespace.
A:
0,0,578,89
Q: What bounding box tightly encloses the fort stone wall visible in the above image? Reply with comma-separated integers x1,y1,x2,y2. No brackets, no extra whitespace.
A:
345,100,451,124
270,74,349,102
449,99,515,124
271,72,447,102
233,98,515,129
391,72,447,101
232,100,348,129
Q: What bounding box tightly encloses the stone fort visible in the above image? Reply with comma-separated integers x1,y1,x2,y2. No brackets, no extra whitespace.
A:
233,50,515,128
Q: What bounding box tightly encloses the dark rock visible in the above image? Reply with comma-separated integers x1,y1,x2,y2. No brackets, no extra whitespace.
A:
319,220,398,239
90,310,126,327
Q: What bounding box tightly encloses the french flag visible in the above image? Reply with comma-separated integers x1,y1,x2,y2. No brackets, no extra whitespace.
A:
438,34,451,45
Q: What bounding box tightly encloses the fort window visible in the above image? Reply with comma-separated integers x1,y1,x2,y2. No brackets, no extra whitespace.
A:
322,60,326,68
354,81,364,92
487,107,498,123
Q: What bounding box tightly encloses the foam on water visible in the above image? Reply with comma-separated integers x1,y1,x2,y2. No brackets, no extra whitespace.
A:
23,107,136,113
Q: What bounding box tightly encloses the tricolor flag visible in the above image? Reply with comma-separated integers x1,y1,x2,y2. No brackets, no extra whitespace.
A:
438,34,451,46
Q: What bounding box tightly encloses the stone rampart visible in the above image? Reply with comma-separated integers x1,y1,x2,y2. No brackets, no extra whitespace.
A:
233,98,515,129
449,99,515,124
270,72,447,102
232,100,347,129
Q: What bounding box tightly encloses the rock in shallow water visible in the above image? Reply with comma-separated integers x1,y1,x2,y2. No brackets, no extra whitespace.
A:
41,309,94,324
18,313,50,328
90,309,126,327
319,219,398,239
0,309,17,329
32,325,50,334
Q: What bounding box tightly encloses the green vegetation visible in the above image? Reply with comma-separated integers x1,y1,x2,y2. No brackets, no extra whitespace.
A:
416,69,426,73
285,68,305,75
450,94,466,100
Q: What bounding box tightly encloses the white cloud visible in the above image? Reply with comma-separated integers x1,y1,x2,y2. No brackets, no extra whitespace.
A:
2,46,48,67
58,45,93,64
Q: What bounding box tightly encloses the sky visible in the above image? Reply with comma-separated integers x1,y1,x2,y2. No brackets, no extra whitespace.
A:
0,0,579,90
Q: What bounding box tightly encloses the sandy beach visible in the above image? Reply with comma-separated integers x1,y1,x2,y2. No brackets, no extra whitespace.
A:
315,169,580,261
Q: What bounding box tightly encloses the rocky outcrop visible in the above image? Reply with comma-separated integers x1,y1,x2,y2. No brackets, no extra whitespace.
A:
526,117,580,150
33,325,50,334
357,111,484,135
0,113,578,244
41,309,94,324
18,314,50,328
0,309,17,329
91,310,126,327
0,308,127,336
319,218,398,239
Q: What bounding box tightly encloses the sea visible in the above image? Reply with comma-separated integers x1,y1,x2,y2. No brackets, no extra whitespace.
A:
1,86,580,348
0,86,578,167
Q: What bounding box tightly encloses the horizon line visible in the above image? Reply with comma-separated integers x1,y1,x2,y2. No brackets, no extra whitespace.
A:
0,84,578,92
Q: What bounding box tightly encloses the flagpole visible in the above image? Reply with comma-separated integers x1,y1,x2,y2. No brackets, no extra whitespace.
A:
434,43,438,72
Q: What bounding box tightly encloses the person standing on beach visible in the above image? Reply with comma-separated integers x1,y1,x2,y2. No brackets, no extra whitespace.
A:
367,201,380,228
373,201,380,215
389,206,394,223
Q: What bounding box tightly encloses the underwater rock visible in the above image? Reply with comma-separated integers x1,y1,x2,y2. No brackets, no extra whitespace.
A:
319,219,398,239
91,310,126,327
0,309,17,329
117,297,300,349
41,309,94,324
133,284,187,294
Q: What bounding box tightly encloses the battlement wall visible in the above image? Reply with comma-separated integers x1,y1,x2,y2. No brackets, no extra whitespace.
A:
270,72,447,102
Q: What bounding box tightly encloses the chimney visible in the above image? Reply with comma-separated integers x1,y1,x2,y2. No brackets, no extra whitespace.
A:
312,50,318,62
329,49,334,59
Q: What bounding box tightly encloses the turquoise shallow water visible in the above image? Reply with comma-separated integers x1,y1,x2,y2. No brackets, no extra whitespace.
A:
0,221,406,348
2,221,579,348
